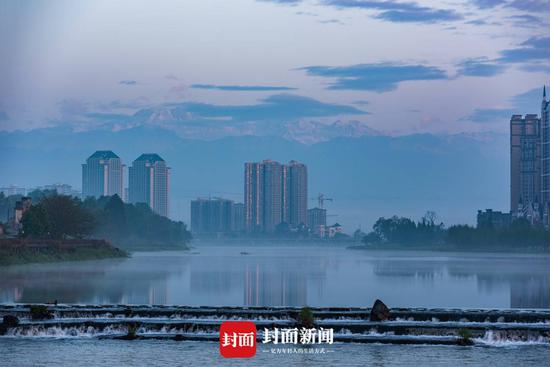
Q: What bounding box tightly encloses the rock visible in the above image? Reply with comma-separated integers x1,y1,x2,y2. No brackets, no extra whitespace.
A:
0,315,20,335
370,299,391,321
2,315,20,328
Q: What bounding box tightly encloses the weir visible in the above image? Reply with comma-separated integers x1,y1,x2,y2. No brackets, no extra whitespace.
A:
1,304,550,346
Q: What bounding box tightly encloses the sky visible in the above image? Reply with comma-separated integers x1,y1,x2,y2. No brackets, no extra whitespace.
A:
0,0,549,136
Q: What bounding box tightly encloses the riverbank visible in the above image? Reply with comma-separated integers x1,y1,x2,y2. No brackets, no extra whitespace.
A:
0,239,128,266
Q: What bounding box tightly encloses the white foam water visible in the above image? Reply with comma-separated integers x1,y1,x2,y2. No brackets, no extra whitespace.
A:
475,330,550,347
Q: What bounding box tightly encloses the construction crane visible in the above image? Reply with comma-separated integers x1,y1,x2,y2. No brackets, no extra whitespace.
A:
310,193,333,209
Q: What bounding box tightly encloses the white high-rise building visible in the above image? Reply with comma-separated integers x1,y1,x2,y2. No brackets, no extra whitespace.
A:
129,154,170,217
541,86,550,224
82,151,123,199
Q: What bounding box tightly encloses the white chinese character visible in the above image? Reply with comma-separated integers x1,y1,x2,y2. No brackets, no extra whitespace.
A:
263,327,279,344
221,332,237,347
237,332,255,347
318,328,333,344
280,328,299,344
299,328,317,344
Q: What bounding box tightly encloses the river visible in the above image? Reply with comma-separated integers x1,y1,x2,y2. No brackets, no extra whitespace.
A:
1,244,550,366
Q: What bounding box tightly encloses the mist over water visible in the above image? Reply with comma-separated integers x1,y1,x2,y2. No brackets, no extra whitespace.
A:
1,244,549,309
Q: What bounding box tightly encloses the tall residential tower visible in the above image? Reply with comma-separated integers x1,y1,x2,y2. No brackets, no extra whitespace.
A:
541,86,550,223
82,151,123,199
244,160,308,232
129,153,170,217
510,114,541,215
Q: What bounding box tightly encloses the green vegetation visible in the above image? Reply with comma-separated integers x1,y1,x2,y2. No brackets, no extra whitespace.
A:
29,305,53,320
0,241,127,266
21,195,95,239
362,211,444,246
447,218,550,250
20,191,191,251
297,307,315,328
361,212,550,251
457,328,474,346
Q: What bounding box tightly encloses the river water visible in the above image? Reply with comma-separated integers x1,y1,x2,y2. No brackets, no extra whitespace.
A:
1,244,550,308
1,244,550,366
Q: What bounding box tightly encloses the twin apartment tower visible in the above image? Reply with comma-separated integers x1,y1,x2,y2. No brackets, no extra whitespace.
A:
245,160,308,232
81,151,169,217
510,87,550,224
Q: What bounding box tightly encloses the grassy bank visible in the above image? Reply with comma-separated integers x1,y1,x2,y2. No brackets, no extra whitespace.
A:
0,239,128,266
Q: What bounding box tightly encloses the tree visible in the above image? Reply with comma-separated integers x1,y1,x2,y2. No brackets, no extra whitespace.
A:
21,204,49,238
21,195,96,239
362,231,382,245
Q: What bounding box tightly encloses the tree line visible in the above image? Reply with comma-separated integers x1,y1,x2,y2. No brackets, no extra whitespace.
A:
20,191,191,249
362,212,550,250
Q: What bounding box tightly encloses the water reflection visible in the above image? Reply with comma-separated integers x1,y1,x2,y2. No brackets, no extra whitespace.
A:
0,246,549,309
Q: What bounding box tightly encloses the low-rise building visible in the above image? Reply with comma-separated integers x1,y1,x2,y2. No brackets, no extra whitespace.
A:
12,197,32,231
0,185,26,197
477,209,512,229
327,223,343,238
191,198,245,236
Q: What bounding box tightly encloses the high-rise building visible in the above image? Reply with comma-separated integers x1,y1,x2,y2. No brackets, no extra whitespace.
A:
541,86,550,223
190,198,244,235
82,151,123,199
262,160,284,232
232,202,245,232
244,162,263,231
129,153,170,217
244,160,308,232
286,161,308,227
510,114,541,215
307,207,327,237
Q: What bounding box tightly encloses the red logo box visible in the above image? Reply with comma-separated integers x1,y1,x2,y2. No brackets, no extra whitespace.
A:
219,321,257,358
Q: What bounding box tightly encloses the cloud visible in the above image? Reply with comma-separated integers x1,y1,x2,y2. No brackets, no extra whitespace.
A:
506,14,543,28
456,58,506,77
299,62,448,92
166,94,367,122
465,19,489,26
96,97,151,111
322,0,462,23
258,0,301,4
191,84,297,91
57,99,89,116
507,0,550,12
463,108,515,123
119,80,139,86
462,87,545,123
469,0,506,8
470,0,549,11
520,64,550,73
318,19,344,25
61,94,367,129
499,36,550,64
